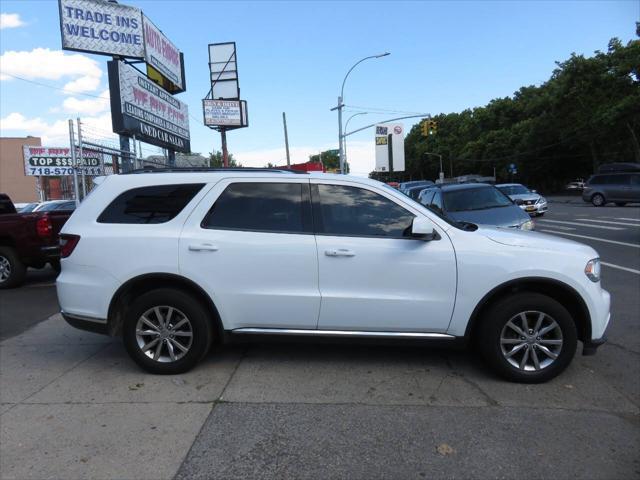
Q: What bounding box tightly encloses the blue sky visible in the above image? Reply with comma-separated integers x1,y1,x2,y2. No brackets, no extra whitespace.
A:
1,0,637,174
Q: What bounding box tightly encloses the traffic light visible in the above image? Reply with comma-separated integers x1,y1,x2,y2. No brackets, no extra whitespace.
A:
421,120,430,137
430,121,437,135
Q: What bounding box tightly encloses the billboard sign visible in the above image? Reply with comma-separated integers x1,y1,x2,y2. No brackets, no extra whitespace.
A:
23,146,103,176
58,0,144,58
108,61,190,152
209,42,239,100
142,15,185,92
203,100,246,127
375,123,405,172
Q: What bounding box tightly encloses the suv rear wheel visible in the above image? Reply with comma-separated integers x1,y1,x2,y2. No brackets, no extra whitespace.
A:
478,293,577,383
0,246,27,289
123,288,213,374
591,193,605,207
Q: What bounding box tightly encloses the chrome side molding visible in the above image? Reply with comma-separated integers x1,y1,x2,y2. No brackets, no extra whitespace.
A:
231,328,455,339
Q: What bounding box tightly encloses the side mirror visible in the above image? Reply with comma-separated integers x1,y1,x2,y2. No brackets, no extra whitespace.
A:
411,217,436,241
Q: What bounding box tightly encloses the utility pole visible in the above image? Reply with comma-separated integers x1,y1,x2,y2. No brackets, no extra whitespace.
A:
68,120,80,207
221,129,229,167
76,118,86,198
282,112,291,167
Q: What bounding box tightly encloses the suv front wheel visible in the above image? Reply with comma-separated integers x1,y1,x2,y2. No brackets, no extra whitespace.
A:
123,288,213,374
478,293,577,383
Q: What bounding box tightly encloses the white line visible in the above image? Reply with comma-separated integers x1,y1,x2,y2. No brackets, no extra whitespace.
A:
601,262,640,275
579,219,640,227
537,225,575,231
537,219,624,231
615,218,640,223
539,229,640,249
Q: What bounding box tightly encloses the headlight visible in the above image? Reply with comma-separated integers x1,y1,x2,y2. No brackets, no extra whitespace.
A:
520,220,534,231
585,258,601,282
536,197,546,204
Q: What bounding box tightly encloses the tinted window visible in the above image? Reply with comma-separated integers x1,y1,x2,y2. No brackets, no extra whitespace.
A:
56,201,76,211
444,187,512,212
498,185,529,195
313,184,415,238
589,175,626,185
202,182,310,234
98,184,204,224
420,189,435,206
431,191,443,213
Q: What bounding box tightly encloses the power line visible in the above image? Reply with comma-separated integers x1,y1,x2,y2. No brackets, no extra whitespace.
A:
1,72,109,100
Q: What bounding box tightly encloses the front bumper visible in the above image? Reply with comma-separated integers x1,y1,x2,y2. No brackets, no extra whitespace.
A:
519,203,547,216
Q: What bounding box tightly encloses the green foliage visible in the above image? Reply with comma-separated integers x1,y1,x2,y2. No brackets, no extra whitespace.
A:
378,36,639,192
208,150,241,168
309,149,349,172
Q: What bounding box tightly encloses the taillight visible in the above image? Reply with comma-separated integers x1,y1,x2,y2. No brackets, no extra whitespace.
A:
60,234,80,258
36,215,53,238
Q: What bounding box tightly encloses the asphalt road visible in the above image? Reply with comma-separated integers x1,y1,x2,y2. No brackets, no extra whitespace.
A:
0,266,58,341
1,199,639,479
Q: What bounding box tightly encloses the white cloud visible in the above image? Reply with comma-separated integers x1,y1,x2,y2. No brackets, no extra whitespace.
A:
0,13,25,29
233,140,376,177
0,111,115,145
62,89,110,115
63,75,101,94
0,48,102,91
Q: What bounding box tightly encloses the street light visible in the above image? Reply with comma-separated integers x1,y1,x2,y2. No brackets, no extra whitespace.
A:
332,52,390,174
343,112,368,174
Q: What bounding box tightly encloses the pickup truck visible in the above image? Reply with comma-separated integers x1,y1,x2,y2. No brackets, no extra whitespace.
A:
0,193,73,288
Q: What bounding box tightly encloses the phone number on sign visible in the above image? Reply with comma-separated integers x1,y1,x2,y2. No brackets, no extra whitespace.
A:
28,167,104,176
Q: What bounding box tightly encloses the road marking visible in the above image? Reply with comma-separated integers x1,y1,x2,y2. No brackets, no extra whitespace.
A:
539,229,640,249
579,219,640,227
615,218,640,222
537,225,575,231
601,262,640,275
537,219,624,231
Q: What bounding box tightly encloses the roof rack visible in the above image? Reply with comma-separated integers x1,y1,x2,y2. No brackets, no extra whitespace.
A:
124,167,308,175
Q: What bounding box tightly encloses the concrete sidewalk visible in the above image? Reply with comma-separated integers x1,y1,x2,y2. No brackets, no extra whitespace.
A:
1,313,639,479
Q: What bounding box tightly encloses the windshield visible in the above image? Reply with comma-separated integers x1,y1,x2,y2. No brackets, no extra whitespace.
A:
444,187,513,212
498,185,530,195
19,203,39,213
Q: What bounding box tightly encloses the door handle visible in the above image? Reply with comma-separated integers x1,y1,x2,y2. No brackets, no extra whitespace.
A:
188,243,219,252
325,248,356,257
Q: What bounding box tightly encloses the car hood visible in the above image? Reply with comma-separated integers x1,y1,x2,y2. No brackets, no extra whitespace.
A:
447,205,529,228
508,193,540,201
480,226,597,256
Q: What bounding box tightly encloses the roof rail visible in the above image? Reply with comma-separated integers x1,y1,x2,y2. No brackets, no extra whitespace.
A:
123,167,308,175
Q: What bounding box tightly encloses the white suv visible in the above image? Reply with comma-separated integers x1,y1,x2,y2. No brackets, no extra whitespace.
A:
57,169,610,382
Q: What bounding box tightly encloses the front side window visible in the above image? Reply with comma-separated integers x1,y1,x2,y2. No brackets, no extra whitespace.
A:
202,182,311,234
98,184,204,224
313,184,415,238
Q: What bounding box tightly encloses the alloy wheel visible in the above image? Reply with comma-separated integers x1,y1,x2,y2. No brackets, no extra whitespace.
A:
135,306,193,363
0,256,11,283
499,311,563,371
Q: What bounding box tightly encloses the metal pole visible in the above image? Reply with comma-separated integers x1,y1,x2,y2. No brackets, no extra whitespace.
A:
76,118,86,198
221,129,229,168
168,150,176,167
119,135,131,172
68,120,80,207
337,96,344,174
282,112,291,167
132,134,138,170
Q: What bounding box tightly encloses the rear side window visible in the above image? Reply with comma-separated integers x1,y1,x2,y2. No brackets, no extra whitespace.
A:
202,182,311,234
98,184,204,224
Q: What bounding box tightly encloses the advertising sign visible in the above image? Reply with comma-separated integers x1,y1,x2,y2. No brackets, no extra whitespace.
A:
203,100,242,126
108,61,190,152
59,0,144,58
375,123,405,172
23,146,103,177
142,15,185,92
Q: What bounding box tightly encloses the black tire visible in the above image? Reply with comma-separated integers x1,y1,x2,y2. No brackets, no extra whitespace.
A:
477,293,577,383
591,193,605,207
122,288,213,374
615,202,627,207
537,212,545,217
0,246,27,289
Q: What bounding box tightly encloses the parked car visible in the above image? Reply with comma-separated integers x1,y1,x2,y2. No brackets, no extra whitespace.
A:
581,172,640,206
565,179,585,192
33,200,77,212
496,183,548,216
57,169,609,383
405,181,435,200
0,193,73,288
15,202,40,213
419,183,534,230
399,180,433,194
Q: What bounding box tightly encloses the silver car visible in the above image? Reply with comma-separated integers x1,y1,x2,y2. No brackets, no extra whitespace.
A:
496,183,547,216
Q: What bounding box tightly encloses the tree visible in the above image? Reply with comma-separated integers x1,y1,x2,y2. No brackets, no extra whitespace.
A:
309,149,349,172
208,150,241,168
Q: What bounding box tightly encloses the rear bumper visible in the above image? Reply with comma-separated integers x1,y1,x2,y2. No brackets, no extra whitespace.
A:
61,311,109,335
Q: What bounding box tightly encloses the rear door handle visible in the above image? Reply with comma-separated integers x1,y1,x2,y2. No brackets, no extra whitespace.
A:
325,248,356,257
188,243,219,252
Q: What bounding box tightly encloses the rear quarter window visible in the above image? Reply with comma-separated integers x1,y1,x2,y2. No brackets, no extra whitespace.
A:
97,184,205,224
